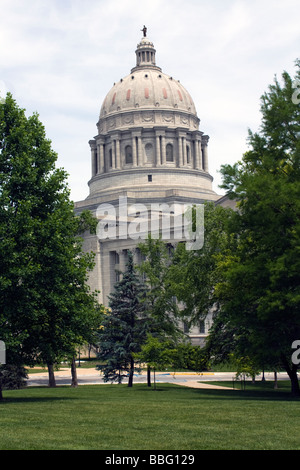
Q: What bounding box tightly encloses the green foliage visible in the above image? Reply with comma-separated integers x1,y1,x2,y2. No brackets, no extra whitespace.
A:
136,335,210,375
168,202,236,325
0,93,100,387
97,251,148,385
169,343,210,372
227,354,260,381
135,334,173,370
138,235,181,339
214,60,300,395
0,365,28,391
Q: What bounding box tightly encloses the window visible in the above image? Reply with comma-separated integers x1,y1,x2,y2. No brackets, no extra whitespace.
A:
199,320,205,334
148,175,152,182
145,143,154,163
166,143,174,162
186,145,190,164
109,149,113,167
125,145,133,164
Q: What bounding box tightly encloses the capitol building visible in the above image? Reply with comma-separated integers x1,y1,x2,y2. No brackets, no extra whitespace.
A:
75,28,229,345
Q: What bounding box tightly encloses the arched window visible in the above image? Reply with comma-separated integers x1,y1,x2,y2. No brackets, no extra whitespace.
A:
125,145,133,164
166,143,174,162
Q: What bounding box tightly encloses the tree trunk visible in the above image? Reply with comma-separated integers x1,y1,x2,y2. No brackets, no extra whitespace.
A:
71,356,78,388
289,368,300,397
281,354,300,397
147,365,151,387
274,371,278,389
47,363,56,387
128,357,134,387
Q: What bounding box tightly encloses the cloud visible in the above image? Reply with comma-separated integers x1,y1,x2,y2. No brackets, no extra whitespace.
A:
1,0,299,201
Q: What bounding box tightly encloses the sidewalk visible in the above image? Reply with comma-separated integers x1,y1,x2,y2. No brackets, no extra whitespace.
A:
27,367,235,389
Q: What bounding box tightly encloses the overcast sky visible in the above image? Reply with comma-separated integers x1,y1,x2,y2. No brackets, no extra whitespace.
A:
1,0,299,202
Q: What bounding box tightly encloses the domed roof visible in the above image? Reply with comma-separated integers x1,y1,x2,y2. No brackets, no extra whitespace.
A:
99,32,197,120
100,69,197,118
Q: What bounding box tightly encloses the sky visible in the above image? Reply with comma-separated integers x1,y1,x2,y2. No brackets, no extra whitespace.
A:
1,0,299,202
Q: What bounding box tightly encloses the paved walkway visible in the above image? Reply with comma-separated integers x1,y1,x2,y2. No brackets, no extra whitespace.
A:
174,381,233,390
27,367,235,389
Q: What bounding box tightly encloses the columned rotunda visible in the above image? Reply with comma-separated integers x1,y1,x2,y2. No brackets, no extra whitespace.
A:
75,29,222,345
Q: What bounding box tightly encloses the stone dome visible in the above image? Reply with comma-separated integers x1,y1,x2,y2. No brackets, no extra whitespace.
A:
84,30,217,205
100,69,197,119
98,34,198,127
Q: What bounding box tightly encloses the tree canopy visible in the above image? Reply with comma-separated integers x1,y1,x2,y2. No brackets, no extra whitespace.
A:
0,93,100,389
211,60,300,395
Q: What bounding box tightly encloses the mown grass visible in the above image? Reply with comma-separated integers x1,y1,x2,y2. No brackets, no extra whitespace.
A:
0,382,299,450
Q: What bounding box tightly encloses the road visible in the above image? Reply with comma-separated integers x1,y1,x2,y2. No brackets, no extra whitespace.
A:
27,368,290,388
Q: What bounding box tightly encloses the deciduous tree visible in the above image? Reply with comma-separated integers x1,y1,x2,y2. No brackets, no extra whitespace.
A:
215,61,300,395
0,93,100,390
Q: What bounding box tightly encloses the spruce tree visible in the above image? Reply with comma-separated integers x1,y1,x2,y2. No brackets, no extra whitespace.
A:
97,251,147,387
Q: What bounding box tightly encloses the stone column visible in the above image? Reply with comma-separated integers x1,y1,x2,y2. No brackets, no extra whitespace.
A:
96,145,101,174
137,135,143,166
194,137,200,170
178,136,183,167
182,136,187,166
132,134,137,167
89,140,97,177
161,133,166,165
99,141,105,173
155,133,161,166
116,138,121,169
111,141,116,170
202,135,209,172
132,130,143,166
199,139,203,170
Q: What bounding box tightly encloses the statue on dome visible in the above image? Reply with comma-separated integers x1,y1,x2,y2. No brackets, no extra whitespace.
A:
141,25,147,37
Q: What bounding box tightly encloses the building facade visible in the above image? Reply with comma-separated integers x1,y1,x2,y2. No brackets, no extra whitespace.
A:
75,30,223,345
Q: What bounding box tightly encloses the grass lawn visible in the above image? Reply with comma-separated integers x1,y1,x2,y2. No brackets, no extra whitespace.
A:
0,382,300,450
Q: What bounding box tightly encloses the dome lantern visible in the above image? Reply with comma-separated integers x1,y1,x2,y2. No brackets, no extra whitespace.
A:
131,26,162,73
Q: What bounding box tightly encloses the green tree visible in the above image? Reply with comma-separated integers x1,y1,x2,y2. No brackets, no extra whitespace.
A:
135,334,175,390
168,202,236,330
138,236,182,337
0,93,100,390
138,236,183,385
97,251,148,387
215,61,300,396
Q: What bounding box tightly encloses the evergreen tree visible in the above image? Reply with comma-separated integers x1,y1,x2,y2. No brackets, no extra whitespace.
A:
97,251,147,387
